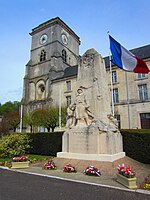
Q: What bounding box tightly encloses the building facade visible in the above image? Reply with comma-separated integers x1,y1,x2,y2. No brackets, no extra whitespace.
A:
22,17,150,129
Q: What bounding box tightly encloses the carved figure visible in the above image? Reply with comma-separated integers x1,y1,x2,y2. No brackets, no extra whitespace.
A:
66,88,94,128
107,114,119,133
74,88,93,126
66,103,76,128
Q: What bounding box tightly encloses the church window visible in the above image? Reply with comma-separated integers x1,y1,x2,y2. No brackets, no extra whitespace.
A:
69,57,71,65
40,50,46,62
62,49,67,62
39,84,45,93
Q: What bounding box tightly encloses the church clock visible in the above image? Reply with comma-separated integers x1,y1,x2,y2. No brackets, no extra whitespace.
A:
40,34,48,45
61,33,68,45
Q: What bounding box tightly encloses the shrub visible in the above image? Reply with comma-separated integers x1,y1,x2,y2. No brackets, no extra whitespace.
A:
121,129,150,164
0,132,32,158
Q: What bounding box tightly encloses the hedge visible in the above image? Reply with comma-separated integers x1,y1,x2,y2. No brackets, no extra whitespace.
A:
23,129,149,164
121,129,150,164
27,132,64,156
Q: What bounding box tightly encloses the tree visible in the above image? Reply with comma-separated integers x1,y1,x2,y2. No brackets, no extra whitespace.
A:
3,112,20,132
24,106,65,132
23,110,38,132
29,107,59,132
43,107,59,132
0,101,20,115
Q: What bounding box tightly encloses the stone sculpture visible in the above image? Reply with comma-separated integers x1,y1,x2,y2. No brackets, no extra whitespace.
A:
66,88,94,128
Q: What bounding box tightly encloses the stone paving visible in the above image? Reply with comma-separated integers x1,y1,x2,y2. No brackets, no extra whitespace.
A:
19,166,126,189
17,156,150,190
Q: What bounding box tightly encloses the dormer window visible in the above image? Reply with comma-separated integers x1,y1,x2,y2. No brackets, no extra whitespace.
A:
40,50,46,62
62,49,67,62
138,73,146,79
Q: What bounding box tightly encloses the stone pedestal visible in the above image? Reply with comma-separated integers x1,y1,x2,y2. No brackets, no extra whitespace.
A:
62,125,123,154
57,125,125,162
62,127,99,154
57,152,125,162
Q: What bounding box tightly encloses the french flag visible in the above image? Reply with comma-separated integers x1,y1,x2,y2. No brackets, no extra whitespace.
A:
109,35,149,74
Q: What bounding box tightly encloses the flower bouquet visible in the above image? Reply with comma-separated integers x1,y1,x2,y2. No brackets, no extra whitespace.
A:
117,164,136,178
63,164,77,173
43,160,57,170
12,155,28,162
144,174,150,190
83,166,101,177
11,155,29,169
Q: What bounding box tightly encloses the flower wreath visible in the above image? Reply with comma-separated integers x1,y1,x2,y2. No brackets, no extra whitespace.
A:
83,166,101,177
43,160,57,170
63,164,77,173
12,155,28,162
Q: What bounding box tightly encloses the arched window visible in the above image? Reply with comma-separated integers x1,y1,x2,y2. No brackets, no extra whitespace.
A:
62,49,67,62
40,50,46,62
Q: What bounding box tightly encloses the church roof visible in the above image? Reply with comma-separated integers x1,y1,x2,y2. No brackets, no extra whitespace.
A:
104,44,150,68
63,65,78,78
53,65,78,82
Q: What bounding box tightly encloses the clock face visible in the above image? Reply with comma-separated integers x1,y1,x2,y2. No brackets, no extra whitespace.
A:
61,34,68,45
40,34,48,45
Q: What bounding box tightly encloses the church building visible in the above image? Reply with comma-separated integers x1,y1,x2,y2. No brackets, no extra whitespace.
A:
22,17,150,129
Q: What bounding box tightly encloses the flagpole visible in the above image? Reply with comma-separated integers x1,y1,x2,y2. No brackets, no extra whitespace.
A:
59,86,62,130
125,72,131,128
108,31,114,116
20,104,23,133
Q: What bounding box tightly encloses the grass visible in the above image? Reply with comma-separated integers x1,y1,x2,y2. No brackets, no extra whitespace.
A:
28,154,52,162
0,154,52,163
0,157,11,162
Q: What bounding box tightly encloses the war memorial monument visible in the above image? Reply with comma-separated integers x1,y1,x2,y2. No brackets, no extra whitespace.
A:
57,48,125,162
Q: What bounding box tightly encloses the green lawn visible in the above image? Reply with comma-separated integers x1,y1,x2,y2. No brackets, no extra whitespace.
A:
28,154,51,162
0,154,52,163
0,157,11,162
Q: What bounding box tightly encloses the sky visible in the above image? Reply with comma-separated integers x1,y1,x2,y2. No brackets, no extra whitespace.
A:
0,0,150,104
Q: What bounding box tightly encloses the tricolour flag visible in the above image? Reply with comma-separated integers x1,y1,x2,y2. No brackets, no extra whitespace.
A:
109,35,149,74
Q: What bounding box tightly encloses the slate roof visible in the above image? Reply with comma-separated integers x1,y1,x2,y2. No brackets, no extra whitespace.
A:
53,65,78,81
63,65,78,78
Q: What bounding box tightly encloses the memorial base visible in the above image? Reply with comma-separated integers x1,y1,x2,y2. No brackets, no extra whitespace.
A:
57,152,125,162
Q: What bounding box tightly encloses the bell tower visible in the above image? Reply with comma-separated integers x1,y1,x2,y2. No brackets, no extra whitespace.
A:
22,17,80,111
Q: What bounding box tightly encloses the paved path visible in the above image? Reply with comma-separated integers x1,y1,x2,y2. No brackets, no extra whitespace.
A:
0,168,150,200
19,166,127,188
